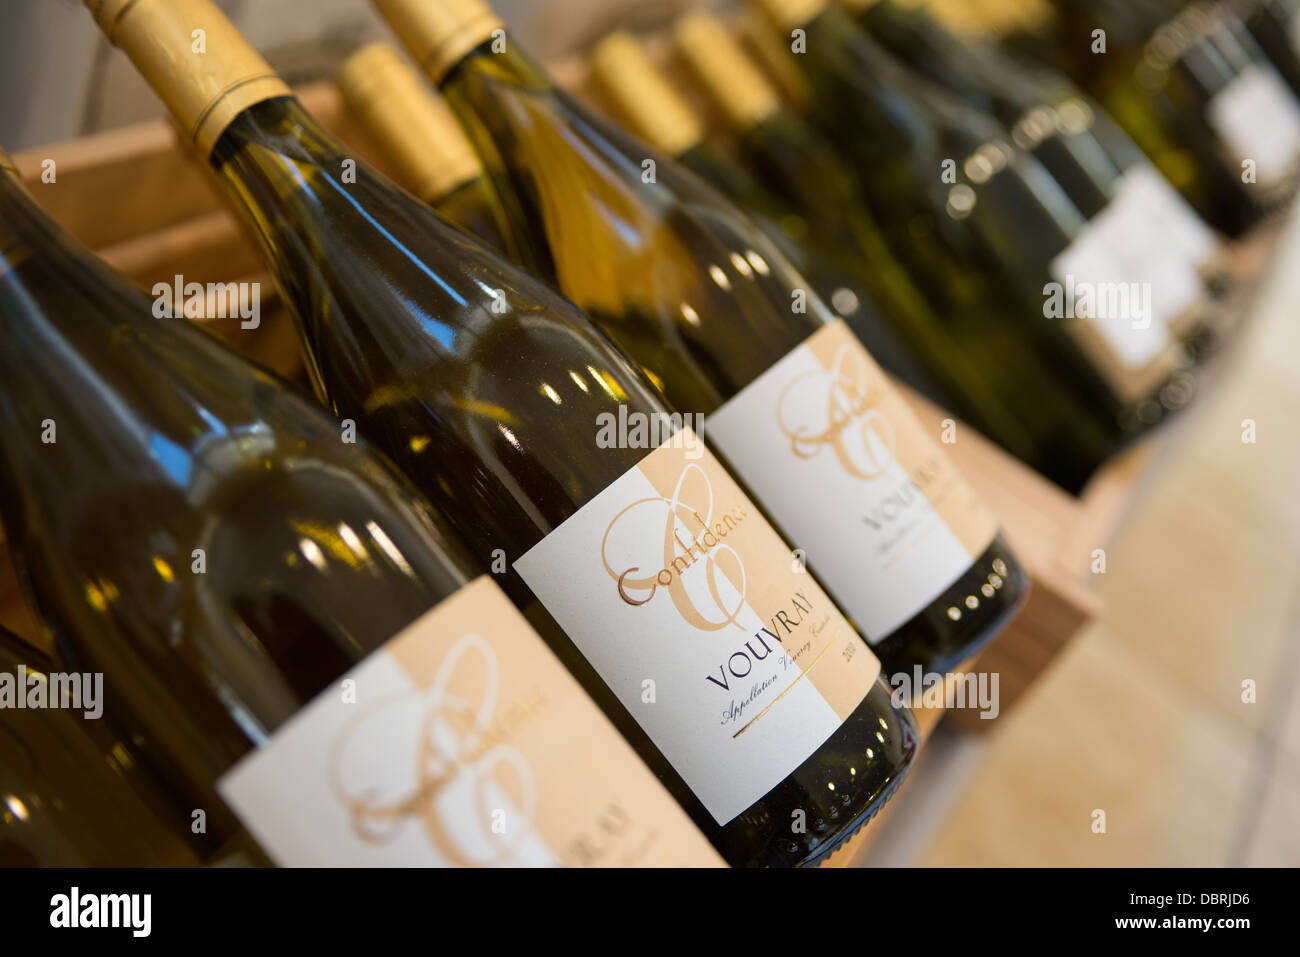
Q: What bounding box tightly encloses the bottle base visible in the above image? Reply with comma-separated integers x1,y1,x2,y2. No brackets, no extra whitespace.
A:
869,534,1029,678
799,755,915,868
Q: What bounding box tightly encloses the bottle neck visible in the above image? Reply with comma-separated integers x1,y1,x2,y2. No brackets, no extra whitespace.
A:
204,94,576,417
87,0,290,157
429,175,511,255
371,0,506,85
437,31,821,396
206,95,424,395
435,37,575,279
589,31,706,158
800,7,918,122
442,33,551,94
677,140,788,223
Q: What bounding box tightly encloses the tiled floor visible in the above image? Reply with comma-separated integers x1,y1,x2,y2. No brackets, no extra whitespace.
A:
873,213,1300,867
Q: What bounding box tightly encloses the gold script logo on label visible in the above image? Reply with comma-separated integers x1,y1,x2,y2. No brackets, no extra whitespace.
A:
778,341,897,481
328,631,543,867
217,577,728,865
603,460,750,628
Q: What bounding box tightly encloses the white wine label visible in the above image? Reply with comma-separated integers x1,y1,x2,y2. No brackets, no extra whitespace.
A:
515,431,880,825
1120,164,1218,272
1050,164,1209,387
1207,63,1300,190
217,576,724,867
706,320,998,644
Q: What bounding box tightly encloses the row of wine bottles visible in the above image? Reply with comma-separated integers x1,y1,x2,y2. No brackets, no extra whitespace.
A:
346,0,1296,497
982,0,1300,234
0,0,1274,868
0,0,1018,869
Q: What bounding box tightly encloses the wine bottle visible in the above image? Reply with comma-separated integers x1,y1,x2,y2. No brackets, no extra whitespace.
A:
347,34,968,428
845,0,1227,359
0,624,199,866
664,13,1125,492
0,145,723,868
590,31,970,413
590,24,1040,465
751,0,1201,440
1228,0,1300,96
86,0,916,867
1002,0,1300,234
1183,0,1300,192
852,0,1121,216
338,42,509,254
373,0,1029,678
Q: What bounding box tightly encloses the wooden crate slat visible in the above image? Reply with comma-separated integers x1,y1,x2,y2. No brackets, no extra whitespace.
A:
12,120,225,250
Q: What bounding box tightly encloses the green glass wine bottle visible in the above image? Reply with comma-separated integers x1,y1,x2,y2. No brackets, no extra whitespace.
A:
343,36,956,419
589,24,1040,465
86,0,917,867
851,0,1121,217
0,624,199,866
372,0,1030,682
1231,0,1300,97
590,31,976,415
844,0,1227,361
751,0,1204,445
668,12,1140,491
0,144,723,868
1005,0,1300,234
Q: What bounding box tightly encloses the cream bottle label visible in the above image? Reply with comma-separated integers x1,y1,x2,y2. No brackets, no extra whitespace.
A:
218,576,724,867
1207,63,1300,190
705,320,998,644
1119,164,1217,273
514,431,879,826
1049,164,1209,395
